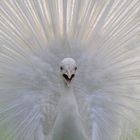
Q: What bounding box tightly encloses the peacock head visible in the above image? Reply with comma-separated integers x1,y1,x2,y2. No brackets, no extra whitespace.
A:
60,58,77,86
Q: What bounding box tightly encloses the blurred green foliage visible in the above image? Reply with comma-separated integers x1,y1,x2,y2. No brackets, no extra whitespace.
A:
0,127,140,140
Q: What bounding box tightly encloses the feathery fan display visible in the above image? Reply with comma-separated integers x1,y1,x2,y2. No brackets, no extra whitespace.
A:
0,0,140,140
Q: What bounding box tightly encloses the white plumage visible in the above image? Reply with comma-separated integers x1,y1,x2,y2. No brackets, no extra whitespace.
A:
0,0,140,140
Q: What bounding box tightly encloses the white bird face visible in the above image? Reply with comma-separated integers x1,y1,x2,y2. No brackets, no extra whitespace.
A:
60,58,77,86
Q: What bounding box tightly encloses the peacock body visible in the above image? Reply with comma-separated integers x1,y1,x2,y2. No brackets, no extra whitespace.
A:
0,0,140,140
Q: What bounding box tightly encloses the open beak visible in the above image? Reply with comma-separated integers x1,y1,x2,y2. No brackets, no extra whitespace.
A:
62,73,75,84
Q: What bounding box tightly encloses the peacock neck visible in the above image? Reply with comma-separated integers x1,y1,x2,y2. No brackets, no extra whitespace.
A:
62,82,74,96
51,84,88,140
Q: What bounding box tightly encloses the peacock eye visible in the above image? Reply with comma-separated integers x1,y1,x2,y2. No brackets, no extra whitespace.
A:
75,67,77,70
60,66,63,71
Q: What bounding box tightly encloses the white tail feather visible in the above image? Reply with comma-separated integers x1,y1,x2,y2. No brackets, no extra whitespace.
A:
0,0,140,140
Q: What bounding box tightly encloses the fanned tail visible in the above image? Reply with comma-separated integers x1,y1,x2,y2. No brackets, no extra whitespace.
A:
0,0,140,140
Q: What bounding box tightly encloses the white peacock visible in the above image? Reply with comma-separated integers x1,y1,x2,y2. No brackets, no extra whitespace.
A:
0,0,140,140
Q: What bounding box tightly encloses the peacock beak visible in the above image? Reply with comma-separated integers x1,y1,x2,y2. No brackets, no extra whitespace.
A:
67,71,72,79
62,71,75,84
